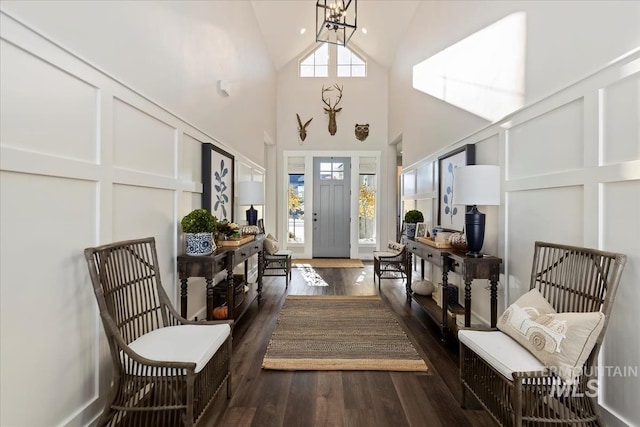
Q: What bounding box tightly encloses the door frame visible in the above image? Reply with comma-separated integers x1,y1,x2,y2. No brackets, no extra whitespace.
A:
281,150,382,260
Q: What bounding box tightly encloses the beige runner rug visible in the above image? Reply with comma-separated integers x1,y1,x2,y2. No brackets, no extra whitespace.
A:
293,258,364,268
262,295,429,372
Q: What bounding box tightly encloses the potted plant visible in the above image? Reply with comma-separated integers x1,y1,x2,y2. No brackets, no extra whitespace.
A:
404,209,424,238
181,208,217,256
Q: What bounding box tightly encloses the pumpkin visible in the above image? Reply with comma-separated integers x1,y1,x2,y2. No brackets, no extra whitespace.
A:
449,231,468,250
212,304,228,319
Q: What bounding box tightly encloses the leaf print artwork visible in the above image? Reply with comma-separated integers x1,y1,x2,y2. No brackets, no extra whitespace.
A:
443,162,458,222
214,159,229,219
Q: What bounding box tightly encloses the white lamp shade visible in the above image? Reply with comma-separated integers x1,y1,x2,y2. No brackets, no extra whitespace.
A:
452,165,500,206
238,181,264,205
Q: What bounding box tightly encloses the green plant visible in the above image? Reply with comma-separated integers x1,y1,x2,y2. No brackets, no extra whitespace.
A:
404,209,424,224
181,209,217,233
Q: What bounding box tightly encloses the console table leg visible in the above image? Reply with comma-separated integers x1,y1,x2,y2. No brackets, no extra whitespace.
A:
464,280,472,327
180,278,188,319
206,277,214,321
490,280,498,328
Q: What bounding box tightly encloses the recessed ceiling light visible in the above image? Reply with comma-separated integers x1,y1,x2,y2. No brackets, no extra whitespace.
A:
361,28,368,34
300,28,306,35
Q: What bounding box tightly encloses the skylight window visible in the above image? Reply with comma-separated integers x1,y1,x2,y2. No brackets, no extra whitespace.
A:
337,45,366,77
300,43,329,77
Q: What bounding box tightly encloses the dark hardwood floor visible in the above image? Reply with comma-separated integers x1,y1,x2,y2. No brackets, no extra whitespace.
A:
202,262,495,427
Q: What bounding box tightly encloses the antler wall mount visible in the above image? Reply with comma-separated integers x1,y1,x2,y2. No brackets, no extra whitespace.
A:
321,84,343,136
296,114,313,143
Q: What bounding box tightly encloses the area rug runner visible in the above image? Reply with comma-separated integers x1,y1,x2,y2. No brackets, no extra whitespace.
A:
262,295,428,372
293,258,364,268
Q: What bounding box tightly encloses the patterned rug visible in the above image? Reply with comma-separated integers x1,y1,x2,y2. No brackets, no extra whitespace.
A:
293,258,364,268
262,295,429,371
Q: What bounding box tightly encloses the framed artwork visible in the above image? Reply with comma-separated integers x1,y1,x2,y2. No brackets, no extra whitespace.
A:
416,222,429,238
437,144,475,231
202,143,234,221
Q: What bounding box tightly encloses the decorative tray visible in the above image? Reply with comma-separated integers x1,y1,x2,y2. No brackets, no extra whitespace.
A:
216,235,254,247
416,236,452,249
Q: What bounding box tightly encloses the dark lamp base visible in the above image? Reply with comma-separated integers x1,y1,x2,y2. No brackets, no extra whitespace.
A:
246,206,258,226
465,205,486,258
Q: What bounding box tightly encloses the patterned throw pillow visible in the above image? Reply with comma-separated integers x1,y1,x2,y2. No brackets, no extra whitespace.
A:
497,288,606,385
264,233,279,255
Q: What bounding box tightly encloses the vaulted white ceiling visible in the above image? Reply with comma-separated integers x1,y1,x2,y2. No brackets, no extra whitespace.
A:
250,0,421,69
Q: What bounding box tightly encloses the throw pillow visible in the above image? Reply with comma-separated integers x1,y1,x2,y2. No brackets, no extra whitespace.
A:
498,288,606,385
264,234,279,255
411,280,434,296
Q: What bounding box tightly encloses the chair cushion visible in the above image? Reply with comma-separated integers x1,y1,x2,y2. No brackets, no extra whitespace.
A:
497,288,606,385
458,330,546,380
411,280,434,295
126,324,230,374
274,249,292,257
373,251,399,259
387,241,405,252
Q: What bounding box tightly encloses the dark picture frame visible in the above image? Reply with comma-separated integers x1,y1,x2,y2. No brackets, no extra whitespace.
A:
437,144,475,231
202,143,234,221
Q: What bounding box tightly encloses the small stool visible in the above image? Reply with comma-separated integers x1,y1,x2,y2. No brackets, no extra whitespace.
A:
262,250,292,288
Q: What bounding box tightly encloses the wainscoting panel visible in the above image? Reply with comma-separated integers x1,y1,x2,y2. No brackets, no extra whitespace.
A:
113,98,177,178
601,179,640,424
0,39,98,163
0,171,99,426
506,98,584,180
506,186,585,294
601,72,640,165
112,184,177,297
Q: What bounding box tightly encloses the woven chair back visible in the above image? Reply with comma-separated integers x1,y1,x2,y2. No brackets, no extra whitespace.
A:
85,237,171,345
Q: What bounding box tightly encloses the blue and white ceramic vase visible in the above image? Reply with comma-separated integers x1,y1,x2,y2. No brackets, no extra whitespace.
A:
185,232,216,256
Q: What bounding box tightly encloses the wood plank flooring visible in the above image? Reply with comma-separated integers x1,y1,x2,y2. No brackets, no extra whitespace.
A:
201,262,495,427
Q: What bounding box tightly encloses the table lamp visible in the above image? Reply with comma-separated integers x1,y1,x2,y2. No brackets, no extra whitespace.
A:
238,181,264,226
452,165,500,257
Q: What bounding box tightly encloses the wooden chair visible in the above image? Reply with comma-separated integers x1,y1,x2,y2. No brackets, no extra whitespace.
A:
84,237,232,426
373,241,409,290
459,241,627,427
262,250,292,288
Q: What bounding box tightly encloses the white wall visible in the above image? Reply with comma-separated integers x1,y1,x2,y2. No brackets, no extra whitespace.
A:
391,0,640,165
401,49,640,427
0,2,273,425
1,0,276,168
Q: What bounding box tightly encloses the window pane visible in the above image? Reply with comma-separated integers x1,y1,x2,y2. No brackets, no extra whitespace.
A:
337,65,350,77
332,172,344,180
316,65,328,77
337,45,350,64
359,174,377,243
300,66,314,77
352,65,366,77
300,55,314,66
333,163,344,171
352,55,365,66
288,174,304,243
320,162,332,171
320,172,332,180
315,44,329,65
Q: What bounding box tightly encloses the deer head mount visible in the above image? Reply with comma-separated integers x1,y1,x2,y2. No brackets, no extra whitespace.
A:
321,84,343,136
296,114,313,142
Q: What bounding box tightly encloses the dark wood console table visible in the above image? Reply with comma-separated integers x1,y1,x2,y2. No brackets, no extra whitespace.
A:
403,237,501,339
177,235,264,321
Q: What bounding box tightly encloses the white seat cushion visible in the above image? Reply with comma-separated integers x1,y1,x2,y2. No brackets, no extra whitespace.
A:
274,249,292,256
126,324,230,374
458,330,546,380
373,251,399,258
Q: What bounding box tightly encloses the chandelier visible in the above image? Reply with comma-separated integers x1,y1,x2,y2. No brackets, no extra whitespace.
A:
315,0,357,46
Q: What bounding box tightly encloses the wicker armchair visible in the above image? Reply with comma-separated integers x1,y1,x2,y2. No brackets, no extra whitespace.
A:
459,241,627,427
373,241,409,290
84,237,233,426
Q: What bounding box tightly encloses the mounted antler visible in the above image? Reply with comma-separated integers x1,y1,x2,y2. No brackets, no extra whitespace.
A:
296,113,313,142
321,84,343,136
